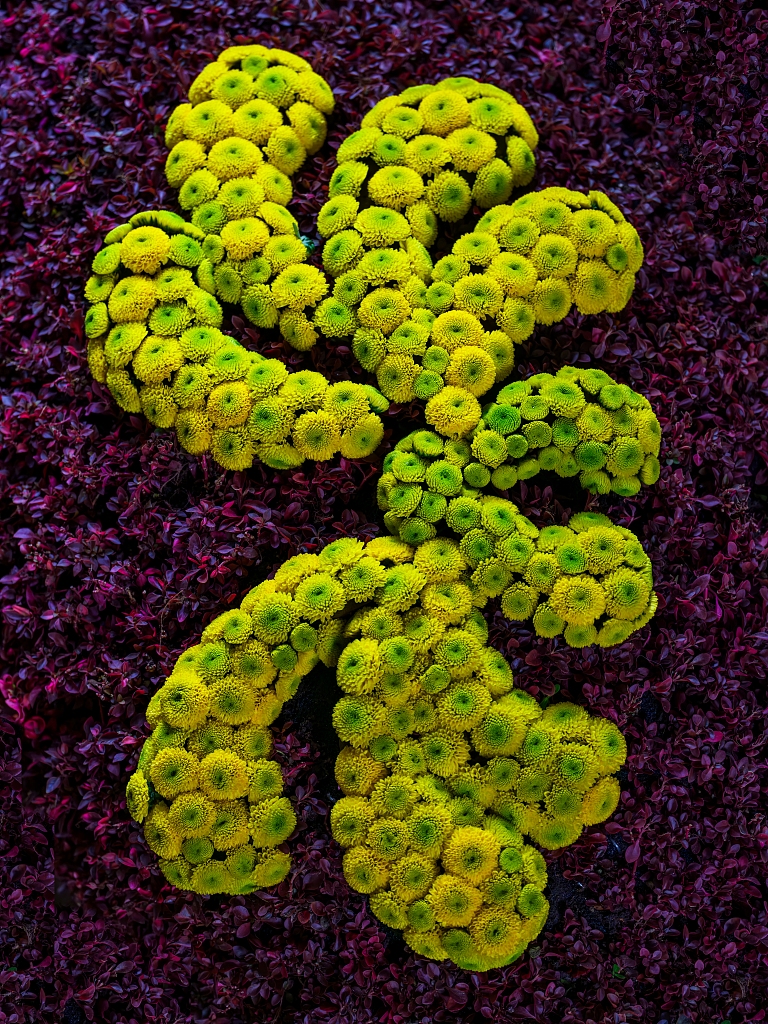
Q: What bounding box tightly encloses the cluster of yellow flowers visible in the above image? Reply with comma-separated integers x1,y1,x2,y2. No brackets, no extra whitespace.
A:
377,365,661,499
358,76,538,212
307,78,533,394
127,532,628,969
376,466,657,646
457,187,645,336
332,547,626,969
108,47,662,971
85,49,392,469
126,536,403,895
83,210,387,469
165,44,333,221
162,45,335,346
310,180,644,413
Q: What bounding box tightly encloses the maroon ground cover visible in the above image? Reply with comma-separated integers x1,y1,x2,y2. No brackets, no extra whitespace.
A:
1,2,767,1021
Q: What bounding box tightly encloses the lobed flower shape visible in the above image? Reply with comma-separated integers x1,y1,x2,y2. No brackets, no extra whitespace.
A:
95,45,665,973
165,45,336,352
126,528,629,970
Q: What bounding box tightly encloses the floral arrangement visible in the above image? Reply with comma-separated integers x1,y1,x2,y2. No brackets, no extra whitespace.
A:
96,43,666,968
7,2,765,1019
83,54,652,476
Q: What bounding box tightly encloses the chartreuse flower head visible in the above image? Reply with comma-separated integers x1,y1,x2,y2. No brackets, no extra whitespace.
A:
127,524,631,967
249,795,296,847
467,186,644,330
343,846,389,894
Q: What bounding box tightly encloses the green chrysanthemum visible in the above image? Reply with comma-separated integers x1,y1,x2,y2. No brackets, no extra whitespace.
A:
550,575,606,625
294,571,346,621
581,776,621,825
198,750,249,801
250,796,297,847
149,748,199,800
422,729,470,777
471,708,525,758
590,717,629,775
126,771,150,822
330,796,375,847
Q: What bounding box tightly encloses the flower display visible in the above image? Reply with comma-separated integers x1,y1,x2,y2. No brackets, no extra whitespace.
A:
163,45,336,338
376,480,657,646
96,41,661,974
7,1,765,1018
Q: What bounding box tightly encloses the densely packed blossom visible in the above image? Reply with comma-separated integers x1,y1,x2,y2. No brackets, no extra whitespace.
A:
311,78,537,395
375,474,656,645
127,532,628,968
378,365,661,499
82,46,394,468
357,77,539,213
333,574,626,970
84,45,354,456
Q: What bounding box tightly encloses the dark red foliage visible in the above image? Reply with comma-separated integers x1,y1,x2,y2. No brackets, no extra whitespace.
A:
1,1,767,1022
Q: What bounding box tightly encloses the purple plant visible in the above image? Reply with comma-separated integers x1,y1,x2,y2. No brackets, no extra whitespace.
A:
1,1,766,1022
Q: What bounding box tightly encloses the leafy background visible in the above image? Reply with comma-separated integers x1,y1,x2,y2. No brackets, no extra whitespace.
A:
1,1,767,1021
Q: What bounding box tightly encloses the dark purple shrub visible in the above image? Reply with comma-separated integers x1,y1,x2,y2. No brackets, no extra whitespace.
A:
1,2,766,1022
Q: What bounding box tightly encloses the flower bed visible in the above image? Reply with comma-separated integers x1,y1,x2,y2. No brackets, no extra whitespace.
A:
1,1,766,1022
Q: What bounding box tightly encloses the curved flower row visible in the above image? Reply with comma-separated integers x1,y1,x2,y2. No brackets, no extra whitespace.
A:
165,43,334,216
375,481,657,647
84,211,389,468
381,365,661,506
